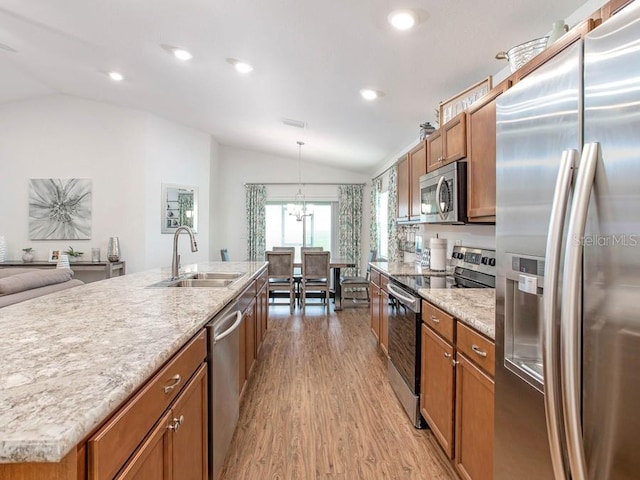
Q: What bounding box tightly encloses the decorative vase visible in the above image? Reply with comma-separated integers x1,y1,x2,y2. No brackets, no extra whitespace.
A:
547,20,567,47
107,237,121,262
22,252,34,263
0,236,6,263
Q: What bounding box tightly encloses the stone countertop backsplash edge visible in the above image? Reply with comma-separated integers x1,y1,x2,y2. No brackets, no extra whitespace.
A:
0,261,267,464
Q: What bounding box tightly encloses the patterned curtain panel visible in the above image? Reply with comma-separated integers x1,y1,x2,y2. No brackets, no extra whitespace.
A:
245,184,266,261
387,165,399,263
338,184,364,277
370,176,382,257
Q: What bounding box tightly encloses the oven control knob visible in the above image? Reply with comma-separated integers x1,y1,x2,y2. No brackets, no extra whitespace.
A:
489,258,496,266
481,257,489,265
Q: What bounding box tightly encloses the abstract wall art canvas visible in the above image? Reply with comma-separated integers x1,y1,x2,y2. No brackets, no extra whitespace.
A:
29,178,92,240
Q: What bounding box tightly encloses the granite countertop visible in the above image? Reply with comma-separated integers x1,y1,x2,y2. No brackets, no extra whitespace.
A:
370,261,453,276
418,288,496,340
0,261,267,464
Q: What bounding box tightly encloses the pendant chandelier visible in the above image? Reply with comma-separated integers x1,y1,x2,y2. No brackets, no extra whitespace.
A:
287,141,313,221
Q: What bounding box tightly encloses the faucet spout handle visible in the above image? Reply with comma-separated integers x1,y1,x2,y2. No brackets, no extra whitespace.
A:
191,240,198,252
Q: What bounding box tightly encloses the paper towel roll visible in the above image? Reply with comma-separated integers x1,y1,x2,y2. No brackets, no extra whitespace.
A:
430,238,447,271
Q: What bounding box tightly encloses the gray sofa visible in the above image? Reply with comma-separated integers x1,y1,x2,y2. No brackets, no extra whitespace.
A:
0,268,84,308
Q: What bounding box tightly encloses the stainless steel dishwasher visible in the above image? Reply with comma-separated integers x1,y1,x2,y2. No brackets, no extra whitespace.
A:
206,300,242,480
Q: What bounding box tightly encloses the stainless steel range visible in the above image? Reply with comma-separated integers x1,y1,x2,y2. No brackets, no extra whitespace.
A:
386,246,495,428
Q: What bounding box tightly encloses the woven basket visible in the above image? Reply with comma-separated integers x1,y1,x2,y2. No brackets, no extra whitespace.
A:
506,36,549,72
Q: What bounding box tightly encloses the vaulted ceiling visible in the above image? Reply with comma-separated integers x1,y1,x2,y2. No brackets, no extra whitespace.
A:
0,0,587,171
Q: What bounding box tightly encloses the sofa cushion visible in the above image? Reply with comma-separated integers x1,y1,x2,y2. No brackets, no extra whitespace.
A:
0,268,75,296
0,279,84,308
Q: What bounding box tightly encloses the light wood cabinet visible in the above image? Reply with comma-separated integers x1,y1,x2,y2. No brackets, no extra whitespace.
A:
420,324,455,459
420,299,495,480
380,287,389,356
427,113,467,173
454,353,494,480
466,81,509,223
117,364,207,480
396,142,427,222
369,268,389,353
396,154,410,222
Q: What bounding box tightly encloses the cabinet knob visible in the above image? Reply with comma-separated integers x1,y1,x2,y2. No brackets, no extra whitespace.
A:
163,373,182,394
167,415,184,432
444,352,452,358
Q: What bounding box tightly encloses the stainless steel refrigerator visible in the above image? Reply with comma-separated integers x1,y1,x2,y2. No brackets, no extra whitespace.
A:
495,3,640,479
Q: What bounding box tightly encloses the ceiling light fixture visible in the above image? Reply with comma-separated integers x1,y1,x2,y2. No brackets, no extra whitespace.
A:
360,88,383,101
172,48,193,61
388,9,417,30
108,71,124,82
226,58,254,74
287,141,313,221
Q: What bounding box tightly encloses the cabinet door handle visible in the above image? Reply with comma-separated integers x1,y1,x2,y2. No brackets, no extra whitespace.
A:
444,352,452,358
163,374,182,394
471,344,488,357
430,315,440,324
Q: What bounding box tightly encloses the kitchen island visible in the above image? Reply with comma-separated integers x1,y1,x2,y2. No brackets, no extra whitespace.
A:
0,261,267,471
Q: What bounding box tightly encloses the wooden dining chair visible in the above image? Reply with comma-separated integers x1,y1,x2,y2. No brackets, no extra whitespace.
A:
340,250,377,307
300,250,330,314
265,250,295,313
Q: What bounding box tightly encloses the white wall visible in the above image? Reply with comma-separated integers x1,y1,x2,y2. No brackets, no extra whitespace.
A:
0,95,211,273
213,145,371,271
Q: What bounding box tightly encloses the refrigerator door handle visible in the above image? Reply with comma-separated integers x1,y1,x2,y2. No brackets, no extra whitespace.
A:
543,149,577,480
561,142,600,480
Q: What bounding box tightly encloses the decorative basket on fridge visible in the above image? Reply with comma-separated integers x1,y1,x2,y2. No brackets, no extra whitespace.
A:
496,36,549,72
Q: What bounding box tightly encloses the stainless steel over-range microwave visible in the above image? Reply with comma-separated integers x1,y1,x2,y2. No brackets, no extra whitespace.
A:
419,161,467,224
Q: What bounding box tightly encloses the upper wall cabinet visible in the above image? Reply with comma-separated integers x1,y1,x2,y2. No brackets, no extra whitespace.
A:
396,141,427,223
466,80,510,223
427,113,466,173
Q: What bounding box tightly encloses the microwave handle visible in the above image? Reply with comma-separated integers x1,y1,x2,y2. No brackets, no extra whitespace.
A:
436,176,446,220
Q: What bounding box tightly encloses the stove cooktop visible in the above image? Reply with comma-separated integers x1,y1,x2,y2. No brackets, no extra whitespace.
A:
391,246,496,294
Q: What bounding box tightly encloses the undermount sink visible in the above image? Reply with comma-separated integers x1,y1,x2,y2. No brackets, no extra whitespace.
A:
171,278,236,288
147,271,244,288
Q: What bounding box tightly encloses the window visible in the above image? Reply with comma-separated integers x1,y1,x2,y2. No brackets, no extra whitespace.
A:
265,202,335,260
377,191,389,259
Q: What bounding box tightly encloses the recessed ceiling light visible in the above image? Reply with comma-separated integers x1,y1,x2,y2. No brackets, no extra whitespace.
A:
172,48,193,61
388,9,417,30
226,58,254,74
360,89,383,101
108,71,124,82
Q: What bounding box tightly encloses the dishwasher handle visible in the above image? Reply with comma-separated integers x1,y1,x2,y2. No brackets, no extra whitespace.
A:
214,310,242,344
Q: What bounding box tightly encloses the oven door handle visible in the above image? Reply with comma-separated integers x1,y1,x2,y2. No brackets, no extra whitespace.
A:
387,284,419,311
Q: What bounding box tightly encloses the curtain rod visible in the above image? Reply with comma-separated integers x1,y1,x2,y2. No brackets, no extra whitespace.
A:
244,182,367,186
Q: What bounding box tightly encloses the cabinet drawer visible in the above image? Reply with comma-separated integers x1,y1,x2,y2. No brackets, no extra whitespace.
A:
238,280,256,312
370,269,381,287
457,322,495,377
422,300,455,344
380,274,389,292
256,269,268,290
88,330,206,480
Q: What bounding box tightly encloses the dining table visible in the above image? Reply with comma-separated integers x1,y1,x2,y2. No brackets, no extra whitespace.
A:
293,257,357,311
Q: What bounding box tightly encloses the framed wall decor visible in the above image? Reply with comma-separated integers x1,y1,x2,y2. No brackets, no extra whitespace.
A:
439,76,492,125
29,178,92,240
161,183,198,234
48,249,61,262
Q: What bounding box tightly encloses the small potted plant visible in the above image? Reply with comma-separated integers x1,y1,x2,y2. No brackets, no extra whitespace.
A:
22,247,35,263
63,246,84,262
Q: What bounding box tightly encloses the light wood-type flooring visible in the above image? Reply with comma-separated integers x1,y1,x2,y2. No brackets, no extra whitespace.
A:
221,304,458,480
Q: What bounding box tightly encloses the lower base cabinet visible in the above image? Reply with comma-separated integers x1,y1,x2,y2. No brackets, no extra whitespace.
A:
454,354,494,480
117,364,208,480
